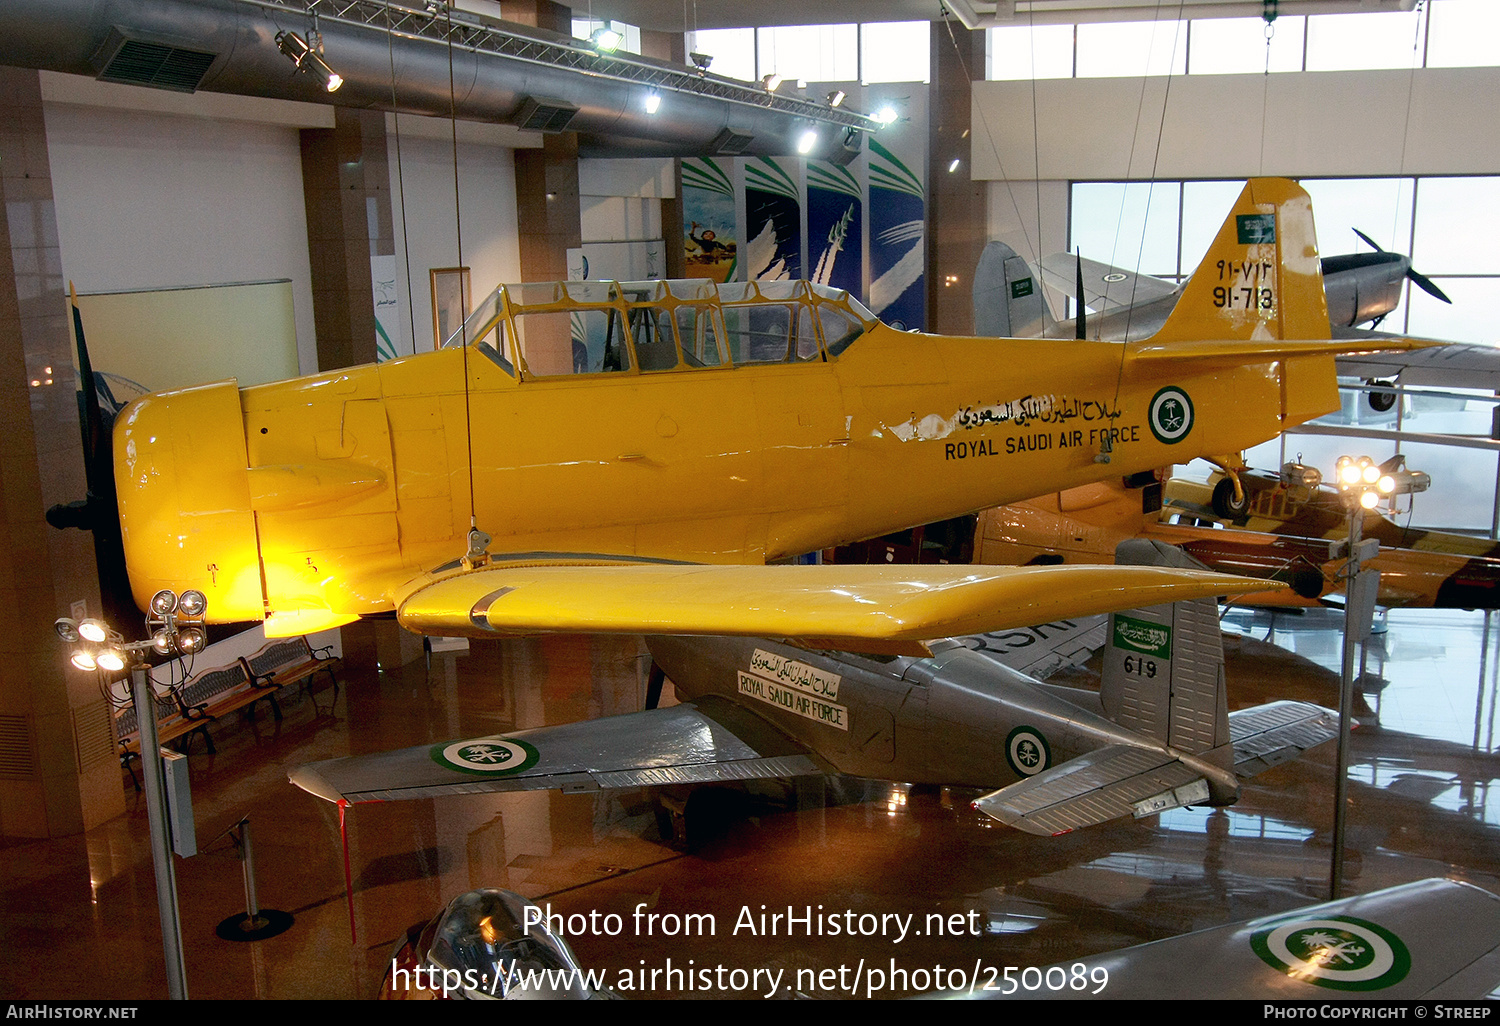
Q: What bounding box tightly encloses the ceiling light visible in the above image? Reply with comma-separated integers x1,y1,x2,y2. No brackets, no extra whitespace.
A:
948,158,961,173
645,91,661,114
797,129,818,154
761,73,783,93
826,90,846,108
591,27,623,52
689,52,713,72
276,30,343,93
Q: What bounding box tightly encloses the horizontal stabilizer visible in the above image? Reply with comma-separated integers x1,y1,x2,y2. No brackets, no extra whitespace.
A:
397,562,1275,656
1229,699,1340,777
291,697,825,804
1038,253,1179,312
972,744,1209,836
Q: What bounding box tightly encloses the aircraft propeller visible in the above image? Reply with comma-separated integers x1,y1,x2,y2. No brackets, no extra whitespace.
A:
44,289,143,638
1354,228,1452,305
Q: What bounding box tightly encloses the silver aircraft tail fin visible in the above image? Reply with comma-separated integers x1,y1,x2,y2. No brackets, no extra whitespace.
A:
1103,539,1232,760
973,241,1053,338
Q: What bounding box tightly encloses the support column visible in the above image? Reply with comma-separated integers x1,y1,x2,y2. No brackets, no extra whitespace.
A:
927,24,989,337
299,108,393,372
514,133,583,284
0,67,124,838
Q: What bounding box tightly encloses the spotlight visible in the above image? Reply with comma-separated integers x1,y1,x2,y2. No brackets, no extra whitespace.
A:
150,590,178,617
872,106,898,126
761,73,783,93
644,91,661,114
178,590,208,619
178,628,207,655
689,52,713,72
826,90,846,108
591,27,623,52
276,30,344,93
797,129,818,154
96,649,126,673
54,618,80,643
78,619,108,644
71,650,98,672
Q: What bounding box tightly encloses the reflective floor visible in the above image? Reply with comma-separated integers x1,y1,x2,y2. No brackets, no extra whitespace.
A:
3,608,1499,1000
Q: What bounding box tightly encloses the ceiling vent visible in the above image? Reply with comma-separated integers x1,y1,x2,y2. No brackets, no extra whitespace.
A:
91,26,217,93
513,96,579,133
709,128,754,156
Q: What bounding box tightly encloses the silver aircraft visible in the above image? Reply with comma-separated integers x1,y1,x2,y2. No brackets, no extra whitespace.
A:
937,877,1500,1000
291,543,1337,837
973,230,1450,342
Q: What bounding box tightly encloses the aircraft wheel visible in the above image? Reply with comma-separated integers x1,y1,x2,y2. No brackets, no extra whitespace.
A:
1211,478,1250,520
1366,379,1397,413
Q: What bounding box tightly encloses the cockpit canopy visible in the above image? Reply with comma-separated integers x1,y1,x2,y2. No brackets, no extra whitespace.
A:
442,278,877,379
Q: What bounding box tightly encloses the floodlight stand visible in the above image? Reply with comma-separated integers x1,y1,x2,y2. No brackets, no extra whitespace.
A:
132,659,189,999
1330,505,1376,900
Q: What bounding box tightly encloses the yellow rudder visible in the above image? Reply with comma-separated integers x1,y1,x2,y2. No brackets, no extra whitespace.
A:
1153,178,1330,344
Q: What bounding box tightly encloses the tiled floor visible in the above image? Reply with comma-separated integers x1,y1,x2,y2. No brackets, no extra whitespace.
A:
3,609,1498,1000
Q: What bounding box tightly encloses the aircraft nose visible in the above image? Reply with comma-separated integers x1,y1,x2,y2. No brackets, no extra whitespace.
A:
115,380,264,622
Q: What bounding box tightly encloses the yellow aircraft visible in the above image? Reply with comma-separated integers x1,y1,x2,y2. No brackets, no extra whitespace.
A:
110,178,1427,652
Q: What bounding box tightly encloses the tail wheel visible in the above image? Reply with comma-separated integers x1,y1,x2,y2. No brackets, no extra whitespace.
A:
1211,477,1250,520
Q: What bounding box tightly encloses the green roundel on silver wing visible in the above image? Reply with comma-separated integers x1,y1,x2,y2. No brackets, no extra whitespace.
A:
1250,915,1412,991
430,737,540,776
1005,725,1051,777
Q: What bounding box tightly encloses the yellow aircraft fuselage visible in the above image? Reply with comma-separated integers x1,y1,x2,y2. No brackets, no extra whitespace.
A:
113,179,1351,635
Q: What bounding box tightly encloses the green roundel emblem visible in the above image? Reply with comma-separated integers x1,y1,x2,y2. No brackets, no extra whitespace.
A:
1005,725,1051,777
432,736,540,776
1250,915,1411,991
1148,386,1194,445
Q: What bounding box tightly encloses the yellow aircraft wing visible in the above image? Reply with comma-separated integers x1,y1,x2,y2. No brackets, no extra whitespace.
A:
395,562,1276,655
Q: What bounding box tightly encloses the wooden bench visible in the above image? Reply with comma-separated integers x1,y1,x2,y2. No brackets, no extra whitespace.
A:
112,641,324,789
239,636,341,711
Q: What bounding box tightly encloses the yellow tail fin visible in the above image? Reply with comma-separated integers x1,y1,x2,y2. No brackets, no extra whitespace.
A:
1154,178,1330,344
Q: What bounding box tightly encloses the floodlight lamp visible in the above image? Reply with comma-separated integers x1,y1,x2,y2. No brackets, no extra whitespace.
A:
1378,475,1396,494
826,90,846,108
96,649,126,673
1362,464,1381,485
152,628,173,654
1360,491,1380,510
78,619,108,643
644,91,661,114
178,628,206,655
591,27,623,52
761,73,783,93
178,590,207,619
689,52,713,72
54,618,80,643
872,106,898,126
797,129,818,154
150,589,178,616
70,650,97,672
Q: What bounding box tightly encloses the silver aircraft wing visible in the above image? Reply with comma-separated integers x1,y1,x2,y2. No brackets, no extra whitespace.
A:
290,696,825,804
1037,253,1180,312
1229,699,1340,777
939,878,1500,1000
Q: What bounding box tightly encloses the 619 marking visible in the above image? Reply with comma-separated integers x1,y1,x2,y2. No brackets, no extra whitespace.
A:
1121,655,1158,678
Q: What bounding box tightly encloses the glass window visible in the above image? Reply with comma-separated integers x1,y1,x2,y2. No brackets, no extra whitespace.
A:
758,24,858,85
630,307,679,371
1405,277,1500,344
1412,177,1500,276
688,27,756,83
1070,182,1182,279
515,309,629,376
675,306,727,367
1187,16,1305,75
1426,0,1500,69
1386,439,1498,532
987,24,1073,81
1076,20,1186,78
1180,179,1248,273
1305,11,1424,72
816,305,865,356
722,303,820,363
1299,178,1415,266
860,21,930,84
